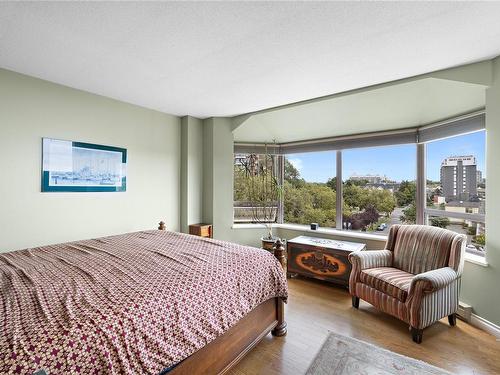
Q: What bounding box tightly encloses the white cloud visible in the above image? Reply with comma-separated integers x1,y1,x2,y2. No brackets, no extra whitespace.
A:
288,158,303,172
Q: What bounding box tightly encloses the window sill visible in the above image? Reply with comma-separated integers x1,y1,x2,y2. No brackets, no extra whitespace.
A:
232,223,270,230
232,224,489,266
232,223,388,242
464,252,489,267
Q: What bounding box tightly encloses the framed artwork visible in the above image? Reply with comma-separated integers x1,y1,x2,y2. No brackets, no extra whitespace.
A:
42,138,127,192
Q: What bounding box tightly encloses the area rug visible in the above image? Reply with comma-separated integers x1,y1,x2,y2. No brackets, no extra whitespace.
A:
306,333,452,375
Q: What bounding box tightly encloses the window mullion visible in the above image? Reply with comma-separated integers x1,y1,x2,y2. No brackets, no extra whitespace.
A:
336,150,343,230
278,154,284,224
416,143,426,224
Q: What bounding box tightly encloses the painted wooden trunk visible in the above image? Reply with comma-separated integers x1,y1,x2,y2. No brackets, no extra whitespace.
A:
286,236,366,287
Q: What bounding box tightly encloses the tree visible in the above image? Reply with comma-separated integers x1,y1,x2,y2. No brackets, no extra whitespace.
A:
342,184,366,209
467,226,476,235
361,188,396,216
345,178,369,187
359,205,380,224
342,184,396,216
395,180,416,207
430,217,450,229
474,233,486,246
283,181,336,227
283,181,312,224
284,159,305,188
400,203,416,224
326,177,337,191
344,205,380,231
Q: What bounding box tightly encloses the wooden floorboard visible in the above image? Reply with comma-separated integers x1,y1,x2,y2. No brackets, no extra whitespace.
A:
229,277,500,375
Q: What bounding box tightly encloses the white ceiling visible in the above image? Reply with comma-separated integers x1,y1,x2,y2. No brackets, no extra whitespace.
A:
1,2,500,118
233,78,486,143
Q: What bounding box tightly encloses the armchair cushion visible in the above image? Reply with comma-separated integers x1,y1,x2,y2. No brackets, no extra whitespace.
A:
409,267,458,294
360,267,414,302
348,250,392,270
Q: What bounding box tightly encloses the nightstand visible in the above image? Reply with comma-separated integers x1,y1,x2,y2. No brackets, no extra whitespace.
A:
189,223,213,238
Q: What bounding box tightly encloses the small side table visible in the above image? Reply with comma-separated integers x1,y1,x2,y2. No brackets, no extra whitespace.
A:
189,223,213,238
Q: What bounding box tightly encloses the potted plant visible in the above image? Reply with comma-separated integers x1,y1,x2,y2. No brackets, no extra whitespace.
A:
240,145,282,250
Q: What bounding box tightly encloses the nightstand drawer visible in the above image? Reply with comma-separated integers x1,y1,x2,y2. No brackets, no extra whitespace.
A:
199,226,211,237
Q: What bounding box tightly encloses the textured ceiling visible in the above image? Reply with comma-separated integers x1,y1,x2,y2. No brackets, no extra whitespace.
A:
0,2,499,118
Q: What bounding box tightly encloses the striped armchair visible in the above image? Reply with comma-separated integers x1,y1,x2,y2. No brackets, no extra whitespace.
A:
348,224,466,343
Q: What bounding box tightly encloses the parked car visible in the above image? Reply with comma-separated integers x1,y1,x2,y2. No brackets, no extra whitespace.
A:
376,223,388,231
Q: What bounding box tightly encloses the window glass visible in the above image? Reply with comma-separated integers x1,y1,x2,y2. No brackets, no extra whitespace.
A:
426,130,486,255
283,151,336,228
233,153,279,223
427,215,485,255
342,144,417,235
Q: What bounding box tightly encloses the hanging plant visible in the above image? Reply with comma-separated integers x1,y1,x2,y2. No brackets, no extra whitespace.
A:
241,143,282,241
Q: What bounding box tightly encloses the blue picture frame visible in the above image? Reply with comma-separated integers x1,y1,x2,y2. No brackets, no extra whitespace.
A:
41,138,127,192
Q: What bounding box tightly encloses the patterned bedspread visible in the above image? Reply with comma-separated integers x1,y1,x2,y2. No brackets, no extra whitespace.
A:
0,230,288,374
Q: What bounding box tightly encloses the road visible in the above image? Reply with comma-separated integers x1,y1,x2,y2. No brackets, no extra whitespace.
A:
375,207,404,236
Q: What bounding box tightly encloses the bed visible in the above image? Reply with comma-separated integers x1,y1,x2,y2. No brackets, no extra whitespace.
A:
0,226,288,374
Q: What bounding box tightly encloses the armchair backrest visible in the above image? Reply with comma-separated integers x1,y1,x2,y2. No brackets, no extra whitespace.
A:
386,224,466,275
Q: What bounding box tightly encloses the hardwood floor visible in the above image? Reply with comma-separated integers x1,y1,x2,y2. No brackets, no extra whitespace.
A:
230,277,500,375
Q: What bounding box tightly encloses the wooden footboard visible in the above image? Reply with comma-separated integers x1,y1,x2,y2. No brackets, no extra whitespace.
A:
170,297,285,374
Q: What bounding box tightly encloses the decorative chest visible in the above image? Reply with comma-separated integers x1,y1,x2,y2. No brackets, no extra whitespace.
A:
286,236,366,287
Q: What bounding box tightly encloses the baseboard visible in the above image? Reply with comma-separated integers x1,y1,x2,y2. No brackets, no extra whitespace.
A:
470,313,500,338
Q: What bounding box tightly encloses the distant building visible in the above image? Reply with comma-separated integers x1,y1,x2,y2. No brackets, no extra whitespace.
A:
445,201,485,226
476,170,483,185
350,174,388,184
440,155,477,201
372,182,400,192
433,196,446,204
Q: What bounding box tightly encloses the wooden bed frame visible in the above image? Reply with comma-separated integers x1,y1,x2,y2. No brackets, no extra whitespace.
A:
158,222,287,374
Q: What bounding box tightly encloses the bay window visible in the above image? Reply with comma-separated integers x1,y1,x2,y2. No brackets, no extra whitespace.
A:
233,112,486,256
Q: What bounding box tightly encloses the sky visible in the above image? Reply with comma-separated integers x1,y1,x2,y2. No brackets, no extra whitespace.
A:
287,131,486,183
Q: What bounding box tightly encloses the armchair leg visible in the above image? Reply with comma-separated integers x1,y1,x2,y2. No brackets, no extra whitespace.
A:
448,313,457,327
410,327,423,344
352,296,360,309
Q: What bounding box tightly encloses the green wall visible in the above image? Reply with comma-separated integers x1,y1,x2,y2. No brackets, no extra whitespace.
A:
459,57,500,326
0,68,181,251
180,116,203,233
202,119,214,225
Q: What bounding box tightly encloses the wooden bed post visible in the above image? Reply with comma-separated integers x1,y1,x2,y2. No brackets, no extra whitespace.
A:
271,238,287,337
158,221,166,230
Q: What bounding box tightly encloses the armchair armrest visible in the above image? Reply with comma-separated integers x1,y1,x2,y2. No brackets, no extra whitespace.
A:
409,267,458,294
407,267,460,329
348,250,393,270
